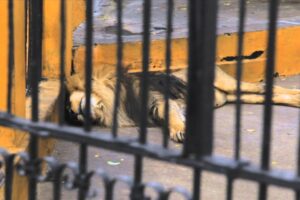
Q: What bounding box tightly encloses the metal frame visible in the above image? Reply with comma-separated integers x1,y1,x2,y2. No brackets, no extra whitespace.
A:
1,0,299,199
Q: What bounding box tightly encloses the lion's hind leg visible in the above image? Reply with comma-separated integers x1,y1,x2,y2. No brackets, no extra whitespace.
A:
218,67,300,107
227,93,300,107
272,85,300,95
214,67,265,94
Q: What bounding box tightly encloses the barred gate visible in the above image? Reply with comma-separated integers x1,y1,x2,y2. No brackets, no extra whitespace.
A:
1,0,300,200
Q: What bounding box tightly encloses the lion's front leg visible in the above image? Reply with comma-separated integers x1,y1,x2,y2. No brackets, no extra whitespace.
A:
149,96,186,143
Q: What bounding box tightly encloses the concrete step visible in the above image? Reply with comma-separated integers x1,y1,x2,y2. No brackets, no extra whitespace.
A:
73,0,300,47
70,0,300,82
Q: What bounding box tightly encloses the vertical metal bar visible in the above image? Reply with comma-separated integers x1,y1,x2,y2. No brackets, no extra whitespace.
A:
25,0,27,55
258,0,279,199
183,0,218,156
105,183,114,200
4,155,14,200
139,0,151,144
83,0,93,132
185,0,197,155
132,158,144,200
192,169,201,200
234,0,247,161
28,139,38,200
25,0,28,78
58,0,66,125
30,0,43,122
51,162,63,200
296,113,300,199
225,1,247,198
28,0,43,199
162,0,174,148
7,0,14,115
132,0,151,199
26,0,33,96
296,133,300,199
111,0,123,138
26,0,32,96
226,178,233,200
53,178,62,200
78,0,93,199
184,0,197,157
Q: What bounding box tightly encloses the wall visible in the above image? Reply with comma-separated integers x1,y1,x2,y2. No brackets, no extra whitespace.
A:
0,1,27,199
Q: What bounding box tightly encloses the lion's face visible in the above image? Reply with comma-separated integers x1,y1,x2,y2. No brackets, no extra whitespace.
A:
68,91,107,126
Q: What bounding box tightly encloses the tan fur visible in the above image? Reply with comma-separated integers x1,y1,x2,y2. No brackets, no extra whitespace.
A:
66,65,300,142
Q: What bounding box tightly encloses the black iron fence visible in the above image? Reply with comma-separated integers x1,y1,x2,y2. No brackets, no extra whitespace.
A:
1,0,299,200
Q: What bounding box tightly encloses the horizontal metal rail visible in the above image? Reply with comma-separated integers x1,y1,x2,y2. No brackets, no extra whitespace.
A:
1,112,300,191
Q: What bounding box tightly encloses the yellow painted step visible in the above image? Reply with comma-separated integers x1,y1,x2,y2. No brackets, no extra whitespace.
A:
68,26,300,83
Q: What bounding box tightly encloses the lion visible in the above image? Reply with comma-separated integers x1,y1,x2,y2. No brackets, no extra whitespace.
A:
65,65,300,142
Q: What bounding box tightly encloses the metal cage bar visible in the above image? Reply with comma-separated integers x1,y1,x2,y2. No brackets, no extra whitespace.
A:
58,0,66,125
184,0,218,157
27,0,43,199
234,0,247,163
226,0,248,199
162,0,174,148
139,0,151,145
111,0,124,138
78,0,94,199
296,107,300,199
131,0,152,199
7,0,14,115
259,0,280,199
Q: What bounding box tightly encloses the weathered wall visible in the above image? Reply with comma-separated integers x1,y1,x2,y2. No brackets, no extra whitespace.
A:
0,1,27,200
0,0,26,152
42,0,86,78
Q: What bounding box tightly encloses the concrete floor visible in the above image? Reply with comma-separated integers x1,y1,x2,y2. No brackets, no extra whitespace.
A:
73,0,300,46
36,0,300,199
37,75,300,200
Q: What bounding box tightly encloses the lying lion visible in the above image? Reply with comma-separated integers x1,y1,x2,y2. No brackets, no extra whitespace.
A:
65,65,300,142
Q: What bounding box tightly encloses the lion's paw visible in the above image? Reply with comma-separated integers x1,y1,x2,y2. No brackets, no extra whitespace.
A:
169,121,186,143
69,91,106,124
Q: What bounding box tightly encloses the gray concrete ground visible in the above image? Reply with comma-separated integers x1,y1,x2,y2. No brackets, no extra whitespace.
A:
36,0,300,199
74,0,300,46
37,75,300,200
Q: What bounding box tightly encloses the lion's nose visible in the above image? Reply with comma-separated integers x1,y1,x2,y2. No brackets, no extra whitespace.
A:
80,96,100,121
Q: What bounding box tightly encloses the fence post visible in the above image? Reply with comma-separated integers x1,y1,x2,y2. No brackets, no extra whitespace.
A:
184,0,218,157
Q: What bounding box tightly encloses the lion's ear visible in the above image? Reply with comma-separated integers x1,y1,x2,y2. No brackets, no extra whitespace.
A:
66,74,84,93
